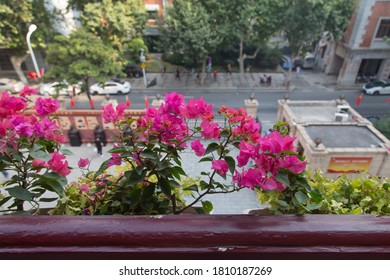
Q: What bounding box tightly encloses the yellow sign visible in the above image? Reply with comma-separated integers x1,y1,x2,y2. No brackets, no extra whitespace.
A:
327,157,372,173
140,62,146,69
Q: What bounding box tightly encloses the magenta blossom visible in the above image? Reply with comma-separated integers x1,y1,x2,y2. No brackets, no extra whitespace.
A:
107,153,122,168
79,184,90,193
200,121,221,139
191,139,206,156
19,85,38,97
14,122,33,137
48,152,71,176
35,97,60,116
31,159,49,173
102,103,127,124
78,158,90,168
211,160,228,176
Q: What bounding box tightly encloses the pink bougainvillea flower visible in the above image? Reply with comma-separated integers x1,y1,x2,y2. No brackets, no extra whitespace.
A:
182,97,214,121
101,103,127,124
200,121,221,139
282,155,306,174
233,168,266,190
107,153,122,168
14,122,33,137
31,158,49,173
211,160,228,176
78,158,90,168
79,184,90,193
47,152,71,176
0,92,27,117
262,177,286,191
191,139,206,156
35,97,60,116
19,85,38,97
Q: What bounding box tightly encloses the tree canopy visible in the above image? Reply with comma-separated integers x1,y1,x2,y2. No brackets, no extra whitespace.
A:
45,28,123,96
282,0,357,55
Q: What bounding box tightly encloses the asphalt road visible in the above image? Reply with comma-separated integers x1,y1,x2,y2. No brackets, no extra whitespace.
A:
67,89,390,123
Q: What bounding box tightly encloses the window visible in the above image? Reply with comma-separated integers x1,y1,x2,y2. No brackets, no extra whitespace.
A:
146,4,159,20
375,19,390,38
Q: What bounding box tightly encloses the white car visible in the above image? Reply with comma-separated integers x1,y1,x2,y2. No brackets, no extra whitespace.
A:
362,80,390,95
40,81,81,96
0,78,24,94
90,79,131,95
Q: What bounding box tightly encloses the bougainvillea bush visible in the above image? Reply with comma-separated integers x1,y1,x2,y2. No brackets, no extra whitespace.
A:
0,87,71,214
53,92,307,215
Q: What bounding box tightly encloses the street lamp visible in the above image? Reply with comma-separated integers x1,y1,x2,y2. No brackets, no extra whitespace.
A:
26,24,41,79
140,48,147,87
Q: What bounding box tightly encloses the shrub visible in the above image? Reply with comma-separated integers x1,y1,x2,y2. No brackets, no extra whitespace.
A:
257,169,390,215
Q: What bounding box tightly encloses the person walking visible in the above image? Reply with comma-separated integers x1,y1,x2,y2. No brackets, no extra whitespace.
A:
213,70,218,81
226,63,232,75
175,67,181,81
95,136,103,156
196,71,201,84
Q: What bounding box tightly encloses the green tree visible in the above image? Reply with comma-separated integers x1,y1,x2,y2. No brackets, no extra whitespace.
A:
219,0,285,81
160,0,223,85
0,0,55,84
282,0,357,55
373,118,390,140
45,28,123,99
80,0,147,51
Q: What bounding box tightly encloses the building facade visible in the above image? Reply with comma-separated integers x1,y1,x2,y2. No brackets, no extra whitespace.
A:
277,99,390,178
316,0,390,87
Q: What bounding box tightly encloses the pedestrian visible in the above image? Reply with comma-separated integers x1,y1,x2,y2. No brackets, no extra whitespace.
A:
296,66,301,77
226,63,232,75
95,136,103,156
175,67,181,81
196,71,201,84
213,70,218,81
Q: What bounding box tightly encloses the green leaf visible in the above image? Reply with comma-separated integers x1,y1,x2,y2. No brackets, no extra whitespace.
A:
275,173,290,187
201,200,213,213
141,149,158,160
224,156,236,175
205,142,219,155
142,184,156,200
30,150,51,161
7,187,34,202
295,191,308,204
183,184,199,192
108,147,128,153
39,197,58,202
199,156,213,163
125,170,147,186
59,149,74,156
159,178,172,197
93,159,110,179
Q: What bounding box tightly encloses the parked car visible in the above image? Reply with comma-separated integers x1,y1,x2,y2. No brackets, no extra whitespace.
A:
90,79,131,95
123,64,143,78
362,79,390,95
0,78,24,94
40,81,80,96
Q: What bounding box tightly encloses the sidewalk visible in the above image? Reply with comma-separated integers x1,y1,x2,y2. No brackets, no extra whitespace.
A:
128,69,345,93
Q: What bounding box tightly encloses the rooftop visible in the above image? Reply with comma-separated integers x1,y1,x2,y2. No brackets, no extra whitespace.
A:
304,125,385,148
287,100,356,123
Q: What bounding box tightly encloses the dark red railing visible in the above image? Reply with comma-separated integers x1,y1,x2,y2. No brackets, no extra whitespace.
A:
0,215,389,259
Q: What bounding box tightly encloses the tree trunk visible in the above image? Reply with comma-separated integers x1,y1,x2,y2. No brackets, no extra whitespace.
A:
237,37,260,84
10,55,29,85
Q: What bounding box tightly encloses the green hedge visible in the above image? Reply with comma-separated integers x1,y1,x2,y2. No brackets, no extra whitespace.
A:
257,169,390,215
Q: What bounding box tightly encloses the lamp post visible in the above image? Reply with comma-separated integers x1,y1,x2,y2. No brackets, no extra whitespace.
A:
26,24,41,79
140,48,147,87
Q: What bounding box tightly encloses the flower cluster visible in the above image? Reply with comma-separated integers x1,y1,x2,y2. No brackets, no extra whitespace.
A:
96,92,307,214
0,86,70,213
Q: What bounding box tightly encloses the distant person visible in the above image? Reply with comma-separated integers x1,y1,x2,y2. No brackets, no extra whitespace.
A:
95,137,103,156
226,63,232,75
213,70,218,81
100,94,118,109
175,68,181,81
196,71,201,84
296,66,301,77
